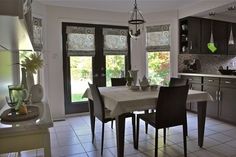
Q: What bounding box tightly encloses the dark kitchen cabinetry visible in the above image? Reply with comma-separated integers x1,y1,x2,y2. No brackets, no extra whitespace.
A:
228,23,236,55
180,74,236,125
212,20,229,55
219,78,236,124
201,19,228,55
180,16,236,55
179,17,201,54
203,77,220,118
181,75,202,111
200,18,211,54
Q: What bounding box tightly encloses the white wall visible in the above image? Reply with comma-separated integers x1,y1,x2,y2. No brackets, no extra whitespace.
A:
45,6,131,120
31,2,49,108
35,4,180,119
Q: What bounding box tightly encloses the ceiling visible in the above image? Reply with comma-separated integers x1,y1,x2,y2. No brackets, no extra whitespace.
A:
35,0,221,14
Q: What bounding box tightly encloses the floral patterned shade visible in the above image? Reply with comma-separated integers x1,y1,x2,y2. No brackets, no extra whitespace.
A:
66,26,95,56
33,17,43,51
103,28,128,55
146,24,170,52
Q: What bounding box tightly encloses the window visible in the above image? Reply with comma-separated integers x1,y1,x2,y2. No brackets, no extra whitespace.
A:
146,25,170,85
103,28,128,86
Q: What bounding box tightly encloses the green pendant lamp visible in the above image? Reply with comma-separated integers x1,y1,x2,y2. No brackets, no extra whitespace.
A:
208,20,217,53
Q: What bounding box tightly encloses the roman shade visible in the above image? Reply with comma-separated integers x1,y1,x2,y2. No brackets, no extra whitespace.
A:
146,24,170,52
66,26,95,56
103,28,128,55
33,17,43,51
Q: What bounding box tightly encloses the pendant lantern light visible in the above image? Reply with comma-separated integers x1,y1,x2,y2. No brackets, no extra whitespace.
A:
128,0,145,39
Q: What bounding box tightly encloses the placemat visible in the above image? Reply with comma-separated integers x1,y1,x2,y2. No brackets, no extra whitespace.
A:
1,106,39,122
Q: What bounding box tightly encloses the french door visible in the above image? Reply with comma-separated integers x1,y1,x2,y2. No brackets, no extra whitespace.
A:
62,23,130,114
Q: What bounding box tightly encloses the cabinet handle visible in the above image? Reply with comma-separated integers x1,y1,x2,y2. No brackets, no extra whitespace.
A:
189,41,193,50
218,90,221,102
215,90,218,101
224,81,231,84
208,79,214,82
189,78,193,81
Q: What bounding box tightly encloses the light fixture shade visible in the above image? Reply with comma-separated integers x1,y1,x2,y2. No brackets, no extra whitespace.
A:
128,0,145,39
208,21,217,53
229,24,235,45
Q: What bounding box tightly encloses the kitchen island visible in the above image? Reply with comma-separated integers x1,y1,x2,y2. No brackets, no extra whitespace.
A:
0,102,53,156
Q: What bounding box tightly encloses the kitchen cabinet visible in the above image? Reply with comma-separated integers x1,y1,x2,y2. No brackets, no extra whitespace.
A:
203,77,219,118
228,23,236,55
179,73,236,125
200,19,228,55
212,20,229,55
181,75,202,111
219,78,236,124
200,18,211,54
179,17,201,54
180,17,236,55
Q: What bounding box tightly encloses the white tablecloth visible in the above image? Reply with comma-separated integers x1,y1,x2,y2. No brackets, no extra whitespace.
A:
83,86,213,117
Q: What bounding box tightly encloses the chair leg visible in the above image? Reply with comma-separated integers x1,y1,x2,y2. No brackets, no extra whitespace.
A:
132,115,136,149
92,118,95,143
101,123,105,155
136,116,140,149
163,128,166,145
185,124,188,137
155,129,158,157
145,110,149,134
111,120,113,129
183,124,187,157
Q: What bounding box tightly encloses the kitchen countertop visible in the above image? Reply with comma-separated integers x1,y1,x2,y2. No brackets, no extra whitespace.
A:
179,73,236,79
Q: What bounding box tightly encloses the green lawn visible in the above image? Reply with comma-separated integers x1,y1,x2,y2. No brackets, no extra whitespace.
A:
71,93,86,102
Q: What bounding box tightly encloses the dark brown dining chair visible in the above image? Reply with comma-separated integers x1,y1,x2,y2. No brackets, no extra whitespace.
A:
136,85,189,157
88,83,135,155
145,77,189,134
168,77,189,136
111,77,127,86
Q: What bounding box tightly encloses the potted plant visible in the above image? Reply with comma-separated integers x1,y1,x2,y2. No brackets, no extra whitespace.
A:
21,53,43,91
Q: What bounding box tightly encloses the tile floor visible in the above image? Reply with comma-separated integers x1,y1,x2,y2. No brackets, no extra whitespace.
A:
1,112,236,157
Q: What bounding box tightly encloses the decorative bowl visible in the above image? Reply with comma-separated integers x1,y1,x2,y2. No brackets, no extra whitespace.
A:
218,69,235,75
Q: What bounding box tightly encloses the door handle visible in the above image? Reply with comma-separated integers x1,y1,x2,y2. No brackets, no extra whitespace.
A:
101,74,106,77
94,74,99,77
225,81,231,84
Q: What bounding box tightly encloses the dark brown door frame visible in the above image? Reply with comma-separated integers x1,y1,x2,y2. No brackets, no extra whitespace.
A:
62,22,131,114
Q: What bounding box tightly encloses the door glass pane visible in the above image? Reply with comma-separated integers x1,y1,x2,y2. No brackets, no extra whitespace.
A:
147,51,170,85
106,55,125,86
70,56,92,102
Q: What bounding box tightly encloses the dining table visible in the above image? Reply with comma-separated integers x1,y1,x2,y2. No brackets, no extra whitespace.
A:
83,86,213,157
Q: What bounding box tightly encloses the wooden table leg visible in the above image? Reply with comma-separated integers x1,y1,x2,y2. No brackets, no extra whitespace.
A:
116,114,126,157
44,130,51,157
88,99,95,142
197,101,207,147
